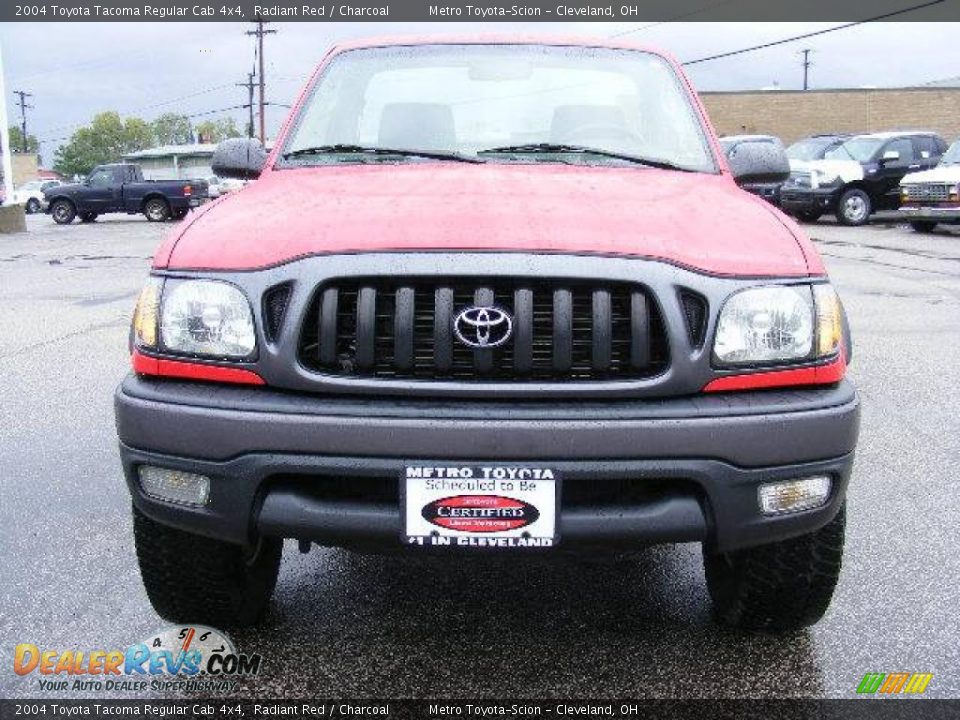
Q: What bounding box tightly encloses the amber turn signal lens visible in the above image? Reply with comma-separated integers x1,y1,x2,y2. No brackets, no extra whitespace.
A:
132,277,162,349
813,284,843,358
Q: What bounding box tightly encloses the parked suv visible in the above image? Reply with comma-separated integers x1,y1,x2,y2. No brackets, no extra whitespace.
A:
899,139,960,232
781,131,946,225
115,37,858,631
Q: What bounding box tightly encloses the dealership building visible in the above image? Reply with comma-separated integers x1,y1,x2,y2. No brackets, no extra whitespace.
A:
701,85,960,144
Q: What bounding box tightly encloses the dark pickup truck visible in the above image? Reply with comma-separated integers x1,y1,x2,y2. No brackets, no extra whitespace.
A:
44,163,208,224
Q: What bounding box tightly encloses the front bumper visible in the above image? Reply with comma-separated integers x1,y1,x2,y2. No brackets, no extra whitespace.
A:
781,187,842,215
899,205,960,223
116,375,860,553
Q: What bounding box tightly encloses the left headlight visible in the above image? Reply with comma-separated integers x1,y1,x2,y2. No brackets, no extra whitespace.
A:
714,286,814,365
714,283,843,367
132,277,256,359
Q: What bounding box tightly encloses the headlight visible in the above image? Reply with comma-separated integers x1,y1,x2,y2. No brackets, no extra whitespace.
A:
714,284,844,366
714,286,814,365
160,279,256,358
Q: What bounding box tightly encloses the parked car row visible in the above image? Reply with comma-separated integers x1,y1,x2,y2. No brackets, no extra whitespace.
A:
720,130,958,232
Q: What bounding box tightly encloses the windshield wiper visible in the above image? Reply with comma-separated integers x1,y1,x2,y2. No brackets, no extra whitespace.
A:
478,143,695,172
282,144,484,164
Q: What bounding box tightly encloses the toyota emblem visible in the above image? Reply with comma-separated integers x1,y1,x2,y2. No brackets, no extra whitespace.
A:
453,306,513,348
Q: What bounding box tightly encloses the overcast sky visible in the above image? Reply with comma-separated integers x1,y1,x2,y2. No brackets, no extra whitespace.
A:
2,21,958,163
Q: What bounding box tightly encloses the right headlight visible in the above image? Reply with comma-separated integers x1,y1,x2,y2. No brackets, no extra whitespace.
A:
714,284,842,366
132,276,257,359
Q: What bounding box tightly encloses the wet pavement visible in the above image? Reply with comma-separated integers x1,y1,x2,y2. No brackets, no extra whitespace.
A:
1,212,958,699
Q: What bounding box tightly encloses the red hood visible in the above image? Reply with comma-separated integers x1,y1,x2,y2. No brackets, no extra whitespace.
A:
157,164,821,276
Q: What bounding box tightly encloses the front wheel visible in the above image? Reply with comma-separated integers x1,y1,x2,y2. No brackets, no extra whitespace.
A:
25,198,41,214
836,189,871,226
910,221,937,233
143,198,171,222
133,505,282,626
703,505,845,631
50,199,76,225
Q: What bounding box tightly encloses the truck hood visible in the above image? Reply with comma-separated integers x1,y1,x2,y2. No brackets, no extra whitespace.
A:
900,164,960,185
158,164,818,276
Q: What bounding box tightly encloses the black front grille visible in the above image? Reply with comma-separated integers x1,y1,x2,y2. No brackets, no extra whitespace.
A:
299,278,669,381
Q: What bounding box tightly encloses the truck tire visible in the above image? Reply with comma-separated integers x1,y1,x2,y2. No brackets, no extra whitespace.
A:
909,221,937,233
794,209,822,223
835,189,871,226
133,505,282,626
143,198,171,222
25,198,41,214
50,199,77,225
703,505,845,631
79,212,98,223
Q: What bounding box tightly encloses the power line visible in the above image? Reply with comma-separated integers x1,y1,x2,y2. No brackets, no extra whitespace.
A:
13,89,33,151
683,0,947,65
246,19,276,143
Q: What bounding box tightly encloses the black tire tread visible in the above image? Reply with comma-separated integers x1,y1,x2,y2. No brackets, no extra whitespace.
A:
704,506,845,632
133,505,281,627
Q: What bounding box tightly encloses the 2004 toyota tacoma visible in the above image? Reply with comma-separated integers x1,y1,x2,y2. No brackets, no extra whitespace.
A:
115,37,859,631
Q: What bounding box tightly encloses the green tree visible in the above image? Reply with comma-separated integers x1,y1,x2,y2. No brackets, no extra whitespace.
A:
52,111,155,178
7,126,39,154
194,117,241,144
152,113,193,145
123,117,154,152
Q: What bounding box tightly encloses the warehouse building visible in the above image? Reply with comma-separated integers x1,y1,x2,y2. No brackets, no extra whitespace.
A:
122,143,217,180
700,86,960,145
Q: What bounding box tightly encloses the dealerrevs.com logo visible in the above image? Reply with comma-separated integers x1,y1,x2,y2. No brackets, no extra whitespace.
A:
13,626,262,693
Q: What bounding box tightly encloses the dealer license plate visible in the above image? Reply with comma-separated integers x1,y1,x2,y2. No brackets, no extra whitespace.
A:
402,465,559,549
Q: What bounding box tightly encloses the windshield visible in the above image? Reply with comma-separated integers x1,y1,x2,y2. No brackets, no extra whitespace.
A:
825,138,884,163
940,140,960,165
787,138,837,161
281,44,716,173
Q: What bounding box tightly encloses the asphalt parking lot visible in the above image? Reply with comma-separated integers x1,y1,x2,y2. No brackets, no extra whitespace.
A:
1,211,958,699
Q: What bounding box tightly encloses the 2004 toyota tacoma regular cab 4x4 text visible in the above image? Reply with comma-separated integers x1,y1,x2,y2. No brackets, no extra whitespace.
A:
115,37,859,631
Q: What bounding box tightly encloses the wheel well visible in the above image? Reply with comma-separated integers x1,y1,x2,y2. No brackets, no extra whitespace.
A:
839,181,871,196
141,194,169,211
48,195,75,209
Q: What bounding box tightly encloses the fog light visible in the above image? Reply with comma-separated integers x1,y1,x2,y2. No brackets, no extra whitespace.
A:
138,466,211,507
758,476,831,515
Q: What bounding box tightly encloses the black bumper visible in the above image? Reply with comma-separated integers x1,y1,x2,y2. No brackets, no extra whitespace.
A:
116,376,860,553
781,187,842,215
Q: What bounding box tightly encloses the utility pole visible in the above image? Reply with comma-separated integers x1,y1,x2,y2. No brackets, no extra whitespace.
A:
800,49,812,91
13,89,33,152
237,73,256,138
246,19,275,144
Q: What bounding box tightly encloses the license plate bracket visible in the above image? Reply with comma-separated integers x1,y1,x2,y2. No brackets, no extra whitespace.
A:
401,465,560,549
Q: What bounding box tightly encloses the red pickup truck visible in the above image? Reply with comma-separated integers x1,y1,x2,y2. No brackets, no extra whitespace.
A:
116,36,858,631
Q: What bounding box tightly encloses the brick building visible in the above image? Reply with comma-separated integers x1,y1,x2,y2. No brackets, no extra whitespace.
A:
700,87,960,145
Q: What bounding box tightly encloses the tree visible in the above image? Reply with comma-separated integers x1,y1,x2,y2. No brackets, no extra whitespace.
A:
152,113,193,145
52,111,155,178
7,126,39,154
194,117,241,144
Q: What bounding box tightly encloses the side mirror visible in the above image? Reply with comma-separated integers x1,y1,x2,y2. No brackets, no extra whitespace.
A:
880,150,900,164
727,142,790,186
211,138,267,180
